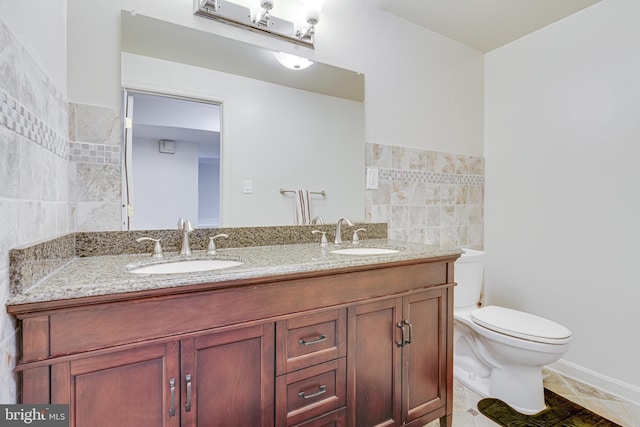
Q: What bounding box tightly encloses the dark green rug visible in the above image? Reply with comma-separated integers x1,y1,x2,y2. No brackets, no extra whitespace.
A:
478,388,622,426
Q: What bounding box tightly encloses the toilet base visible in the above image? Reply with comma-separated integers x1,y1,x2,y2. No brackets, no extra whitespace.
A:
454,364,547,415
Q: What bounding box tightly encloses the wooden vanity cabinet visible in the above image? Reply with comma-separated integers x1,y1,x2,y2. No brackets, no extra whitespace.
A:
48,323,274,427
11,256,456,427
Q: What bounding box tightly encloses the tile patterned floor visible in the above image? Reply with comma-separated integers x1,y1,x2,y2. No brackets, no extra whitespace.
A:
424,369,640,426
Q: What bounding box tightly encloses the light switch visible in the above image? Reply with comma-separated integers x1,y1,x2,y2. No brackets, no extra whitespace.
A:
366,168,379,190
243,179,253,194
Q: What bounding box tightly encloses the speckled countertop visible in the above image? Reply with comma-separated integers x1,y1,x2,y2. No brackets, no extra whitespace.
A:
7,239,460,307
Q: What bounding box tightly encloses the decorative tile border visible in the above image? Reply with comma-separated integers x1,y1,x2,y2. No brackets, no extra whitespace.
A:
69,141,121,164
0,91,121,165
1,90,68,159
378,168,484,185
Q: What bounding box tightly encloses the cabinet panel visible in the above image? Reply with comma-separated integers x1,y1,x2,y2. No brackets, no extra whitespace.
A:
60,343,180,427
181,323,275,427
403,289,447,423
348,298,402,427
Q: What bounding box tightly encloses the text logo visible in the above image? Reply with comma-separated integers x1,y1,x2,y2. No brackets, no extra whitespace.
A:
1,405,69,426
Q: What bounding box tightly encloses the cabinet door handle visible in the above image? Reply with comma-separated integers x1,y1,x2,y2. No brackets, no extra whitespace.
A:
185,373,192,412
298,384,327,400
169,378,176,417
298,334,327,346
403,319,413,345
396,322,406,347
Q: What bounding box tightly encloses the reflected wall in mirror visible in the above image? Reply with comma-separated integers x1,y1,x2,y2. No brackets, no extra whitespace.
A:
123,91,221,230
121,12,366,228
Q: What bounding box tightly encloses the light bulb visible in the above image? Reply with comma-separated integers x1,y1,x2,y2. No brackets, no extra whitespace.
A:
304,0,323,24
273,52,314,70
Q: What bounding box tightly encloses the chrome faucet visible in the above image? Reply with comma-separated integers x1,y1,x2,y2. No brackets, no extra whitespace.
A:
178,218,194,255
136,237,163,259
334,217,354,244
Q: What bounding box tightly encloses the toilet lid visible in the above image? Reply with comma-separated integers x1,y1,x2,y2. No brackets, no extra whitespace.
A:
471,306,572,344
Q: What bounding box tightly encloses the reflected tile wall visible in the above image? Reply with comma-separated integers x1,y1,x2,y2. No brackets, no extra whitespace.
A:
365,143,484,248
0,17,70,403
68,103,122,231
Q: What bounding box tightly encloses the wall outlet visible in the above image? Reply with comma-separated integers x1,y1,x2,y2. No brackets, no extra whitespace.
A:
366,168,379,190
243,179,253,194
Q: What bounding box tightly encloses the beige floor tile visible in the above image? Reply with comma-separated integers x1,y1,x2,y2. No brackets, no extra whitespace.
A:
425,373,639,426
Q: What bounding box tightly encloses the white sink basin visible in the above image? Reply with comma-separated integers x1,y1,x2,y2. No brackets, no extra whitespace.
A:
130,259,243,274
330,247,399,255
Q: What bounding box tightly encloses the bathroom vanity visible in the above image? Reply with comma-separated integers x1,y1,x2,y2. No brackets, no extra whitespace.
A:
8,236,458,427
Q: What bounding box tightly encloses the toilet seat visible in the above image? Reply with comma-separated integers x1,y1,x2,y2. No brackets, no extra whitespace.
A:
471,306,572,344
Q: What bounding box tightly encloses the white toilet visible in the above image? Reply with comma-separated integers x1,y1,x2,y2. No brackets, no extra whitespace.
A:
453,248,572,415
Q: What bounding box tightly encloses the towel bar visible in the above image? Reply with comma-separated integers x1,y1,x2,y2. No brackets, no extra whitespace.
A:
279,188,326,196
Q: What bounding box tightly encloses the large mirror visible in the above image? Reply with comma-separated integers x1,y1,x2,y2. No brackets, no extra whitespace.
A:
121,12,366,229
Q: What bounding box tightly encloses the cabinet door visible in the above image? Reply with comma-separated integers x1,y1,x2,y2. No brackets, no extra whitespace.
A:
347,298,402,427
180,323,275,427
402,289,447,424
51,342,180,427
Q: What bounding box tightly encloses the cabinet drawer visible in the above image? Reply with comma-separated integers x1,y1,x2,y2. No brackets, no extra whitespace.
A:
293,407,346,427
276,358,346,427
276,309,346,375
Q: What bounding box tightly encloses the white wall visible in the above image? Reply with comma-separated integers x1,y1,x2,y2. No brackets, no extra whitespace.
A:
364,10,485,156
485,0,640,400
0,0,67,93
132,138,199,229
66,0,484,157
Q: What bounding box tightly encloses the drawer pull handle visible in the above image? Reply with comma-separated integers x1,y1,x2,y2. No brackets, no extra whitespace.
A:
185,373,192,412
397,322,406,347
403,319,413,344
298,334,327,346
298,384,327,399
169,378,176,417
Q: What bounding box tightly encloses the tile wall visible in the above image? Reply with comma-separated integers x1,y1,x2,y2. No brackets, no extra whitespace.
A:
365,143,484,248
0,18,69,403
68,103,122,231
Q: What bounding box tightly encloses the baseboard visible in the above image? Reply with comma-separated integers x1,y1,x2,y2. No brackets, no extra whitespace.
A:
548,359,640,405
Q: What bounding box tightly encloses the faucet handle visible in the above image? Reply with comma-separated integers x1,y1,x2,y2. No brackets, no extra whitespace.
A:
136,237,163,259
178,218,194,233
207,234,229,255
352,228,366,245
311,230,328,248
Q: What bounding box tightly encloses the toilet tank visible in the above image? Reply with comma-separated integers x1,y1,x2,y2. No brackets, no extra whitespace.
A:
454,248,486,308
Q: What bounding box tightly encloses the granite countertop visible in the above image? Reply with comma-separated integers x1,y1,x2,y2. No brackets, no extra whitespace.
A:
7,239,461,307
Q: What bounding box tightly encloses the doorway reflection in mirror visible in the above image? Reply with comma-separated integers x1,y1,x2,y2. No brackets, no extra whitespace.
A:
122,91,221,230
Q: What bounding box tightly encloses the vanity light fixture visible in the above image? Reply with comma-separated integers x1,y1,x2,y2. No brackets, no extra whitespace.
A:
194,0,324,47
253,0,275,28
273,51,314,70
296,0,322,42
